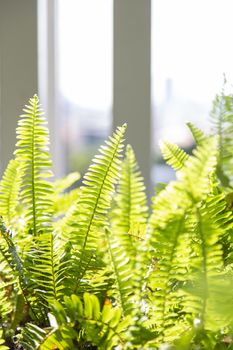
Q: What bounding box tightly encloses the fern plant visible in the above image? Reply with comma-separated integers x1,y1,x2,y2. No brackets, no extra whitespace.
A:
0,94,232,350
210,81,233,187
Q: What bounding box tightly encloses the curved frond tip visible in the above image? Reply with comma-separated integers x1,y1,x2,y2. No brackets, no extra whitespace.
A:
160,141,189,171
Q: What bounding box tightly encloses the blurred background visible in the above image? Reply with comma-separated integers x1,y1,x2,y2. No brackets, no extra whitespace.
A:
1,0,233,194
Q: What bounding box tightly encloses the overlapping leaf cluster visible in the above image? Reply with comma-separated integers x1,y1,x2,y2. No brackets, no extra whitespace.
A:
0,94,232,350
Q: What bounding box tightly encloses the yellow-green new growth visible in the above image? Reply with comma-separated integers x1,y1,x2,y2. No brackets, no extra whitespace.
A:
111,144,148,237
14,95,54,236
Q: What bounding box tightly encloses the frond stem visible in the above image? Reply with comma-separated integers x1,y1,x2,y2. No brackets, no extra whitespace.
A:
31,102,37,236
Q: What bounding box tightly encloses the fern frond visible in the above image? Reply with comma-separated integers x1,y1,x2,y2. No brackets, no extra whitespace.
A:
160,141,189,171
181,200,227,330
105,228,135,316
147,214,191,342
61,125,126,296
0,219,28,294
20,323,51,350
0,219,38,325
62,248,103,296
0,159,22,229
53,188,80,219
0,279,13,322
21,293,130,350
14,95,54,236
0,237,15,326
53,172,80,218
69,124,126,250
111,144,148,238
146,137,219,343
53,172,80,221
178,136,218,202
187,122,206,145
183,190,233,330
53,171,80,195
210,88,233,186
29,232,69,303
148,137,218,232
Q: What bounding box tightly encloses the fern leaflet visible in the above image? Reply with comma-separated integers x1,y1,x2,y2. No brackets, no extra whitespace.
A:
160,141,189,171
187,122,206,145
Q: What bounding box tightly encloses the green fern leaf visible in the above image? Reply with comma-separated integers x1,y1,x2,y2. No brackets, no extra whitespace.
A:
14,95,54,236
105,228,135,316
20,323,49,350
181,196,232,331
54,171,80,195
64,125,127,293
148,137,218,233
53,172,80,218
0,159,22,228
210,88,233,186
21,293,129,350
28,232,69,303
70,124,126,249
160,141,189,171
0,218,28,295
146,137,219,343
0,279,13,322
53,188,80,220
0,219,38,325
187,122,206,145
10,97,72,315
147,214,191,342
111,144,148,237
178,136,218,202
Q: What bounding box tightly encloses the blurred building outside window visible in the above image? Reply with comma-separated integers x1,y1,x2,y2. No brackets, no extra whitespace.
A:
152,0,233,184
55,0,233,185
57,0,112,177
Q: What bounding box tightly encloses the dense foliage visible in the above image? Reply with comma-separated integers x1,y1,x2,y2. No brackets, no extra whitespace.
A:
0,93,232,349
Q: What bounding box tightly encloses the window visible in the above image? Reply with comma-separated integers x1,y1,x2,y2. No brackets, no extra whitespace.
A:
37,0,233,187
57,0,113,176
152,0,233,183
